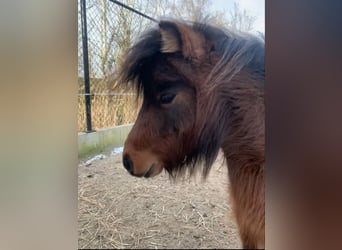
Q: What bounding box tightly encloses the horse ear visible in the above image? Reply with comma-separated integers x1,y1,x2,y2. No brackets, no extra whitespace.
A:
159,21,206,59
159,21,181,53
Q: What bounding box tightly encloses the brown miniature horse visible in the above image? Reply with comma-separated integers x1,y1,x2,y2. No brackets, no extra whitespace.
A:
116,20,264,249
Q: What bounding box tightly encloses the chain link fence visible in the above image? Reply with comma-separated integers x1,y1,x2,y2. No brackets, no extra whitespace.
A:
78,0,155,132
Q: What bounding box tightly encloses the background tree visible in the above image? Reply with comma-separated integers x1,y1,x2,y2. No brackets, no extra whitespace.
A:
160,0,257,32
228,2,257,32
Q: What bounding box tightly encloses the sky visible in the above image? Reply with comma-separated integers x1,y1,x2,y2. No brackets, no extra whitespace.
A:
210,0,265,33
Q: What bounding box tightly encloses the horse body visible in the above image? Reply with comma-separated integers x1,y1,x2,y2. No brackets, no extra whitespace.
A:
116,20,265,249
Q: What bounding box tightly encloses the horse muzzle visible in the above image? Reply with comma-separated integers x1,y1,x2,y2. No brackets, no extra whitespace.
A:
122,150,163,178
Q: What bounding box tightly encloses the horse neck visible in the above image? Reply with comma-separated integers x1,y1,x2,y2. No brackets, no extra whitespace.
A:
219,75,265,170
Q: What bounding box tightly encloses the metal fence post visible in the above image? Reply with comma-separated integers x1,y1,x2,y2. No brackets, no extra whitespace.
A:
81,0,94,133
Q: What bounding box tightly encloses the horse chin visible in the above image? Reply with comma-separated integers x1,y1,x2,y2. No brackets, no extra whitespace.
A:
144,163,163,178
134,163,163,178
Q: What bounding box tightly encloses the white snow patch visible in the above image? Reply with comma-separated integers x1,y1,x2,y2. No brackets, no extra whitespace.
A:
111,146,124,156
84,154,106,166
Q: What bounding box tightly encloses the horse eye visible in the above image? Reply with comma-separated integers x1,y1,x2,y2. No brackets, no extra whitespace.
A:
160,93,175,104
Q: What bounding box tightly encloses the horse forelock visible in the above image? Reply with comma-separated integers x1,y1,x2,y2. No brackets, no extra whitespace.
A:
115,27,162,97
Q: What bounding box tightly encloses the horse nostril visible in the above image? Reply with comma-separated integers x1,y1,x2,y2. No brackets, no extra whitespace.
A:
123,154,134,174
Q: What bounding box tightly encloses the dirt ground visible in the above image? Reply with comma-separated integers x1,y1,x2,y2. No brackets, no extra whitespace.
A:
78,150,242,249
